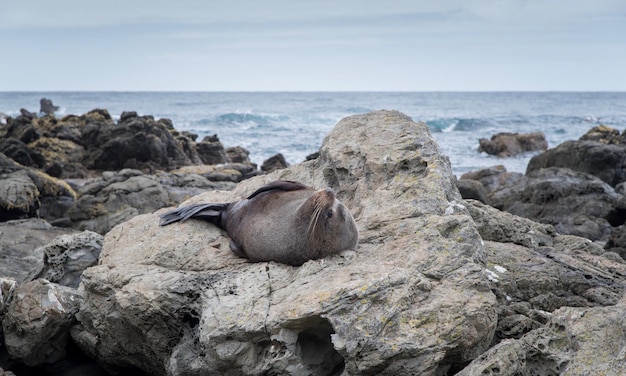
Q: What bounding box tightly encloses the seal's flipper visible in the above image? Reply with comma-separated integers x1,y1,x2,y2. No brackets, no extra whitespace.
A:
246,180,310,199
159,203,229,228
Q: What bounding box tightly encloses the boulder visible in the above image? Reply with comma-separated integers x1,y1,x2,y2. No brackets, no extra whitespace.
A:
2,279,81,366
0,219,77,283
226,146,253,164
478,132,548,157
196,134,229,165
81,112,194,171
30,231,103,288
39,98,59,115
0,153,76,223
73,110,497,375
457,296,626,376
579,124,624,144
459,198,626,375
456,179,491,205
527,140,626,187
460,165,524,194
261,153,289,173
494,167,626,242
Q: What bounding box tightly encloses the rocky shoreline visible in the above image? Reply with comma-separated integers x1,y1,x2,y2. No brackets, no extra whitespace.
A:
1,107,626,375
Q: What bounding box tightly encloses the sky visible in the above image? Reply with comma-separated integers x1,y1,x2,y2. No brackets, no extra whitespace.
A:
1,0,625,91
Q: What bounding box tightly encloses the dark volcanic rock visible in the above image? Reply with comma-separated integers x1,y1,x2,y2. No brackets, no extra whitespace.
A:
478,132,548,157
497,167,626,242
456,179,491,205
261,153,289,173
195,134,229,165
0,153,76,223
527,140,626,187
39,98,59,115
81,113,193,172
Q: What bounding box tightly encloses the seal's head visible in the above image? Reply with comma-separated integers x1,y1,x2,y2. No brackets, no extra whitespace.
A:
302,187,358,255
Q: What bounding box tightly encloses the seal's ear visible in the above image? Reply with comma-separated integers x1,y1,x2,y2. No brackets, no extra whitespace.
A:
247,180,310,199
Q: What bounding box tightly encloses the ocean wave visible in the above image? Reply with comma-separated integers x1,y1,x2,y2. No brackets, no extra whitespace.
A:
426,117,492,133
213,112,290,126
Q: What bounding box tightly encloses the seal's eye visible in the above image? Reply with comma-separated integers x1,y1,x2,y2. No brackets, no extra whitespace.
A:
326,210,334,219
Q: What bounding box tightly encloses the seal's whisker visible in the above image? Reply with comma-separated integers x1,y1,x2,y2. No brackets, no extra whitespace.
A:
307,198,323,240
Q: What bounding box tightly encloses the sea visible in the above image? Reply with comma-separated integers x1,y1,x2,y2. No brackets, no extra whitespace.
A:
2,92,626,177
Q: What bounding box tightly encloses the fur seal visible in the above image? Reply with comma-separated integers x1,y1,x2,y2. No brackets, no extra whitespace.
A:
159,180,358,266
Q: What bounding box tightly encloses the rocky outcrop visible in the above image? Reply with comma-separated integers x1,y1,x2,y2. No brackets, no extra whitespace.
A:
261,153,289,173
66,168,235,234
0,108,255,180
29,231,103,288
478,132,548,157
527,128,626,187
458,199,626,375
73,110,497,375
0,219,78,284
39,98,59,115
456,179,491,205
2,279,81,366
0,153,76,223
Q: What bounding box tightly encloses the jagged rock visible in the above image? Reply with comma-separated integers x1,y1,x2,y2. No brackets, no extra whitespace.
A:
456,179,491,205
39,98,59,115
494,167,626,242
261,153,289,173
457,295,626,376
478,132,548,157
527,140,626,187
28,137,87,178
460,165,524,194
226,146,253,164
0,153,76,223
66,169,232,234
0,138,45,168
465,199,555,249
0,219,78,283
196,134,229,165
2,279,81,366
81,113,193,172
74,110,497,375
579,124,624,144
605,223,626,259
29,231,103,288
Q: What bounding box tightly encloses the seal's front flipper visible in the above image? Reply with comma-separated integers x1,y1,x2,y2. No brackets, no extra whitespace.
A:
159,203,229,228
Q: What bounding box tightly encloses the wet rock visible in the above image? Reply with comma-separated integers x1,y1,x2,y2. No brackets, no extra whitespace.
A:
39,98,59,115
261,153,289,173
74,110,496,375
2,279,81,366
478,132,548,157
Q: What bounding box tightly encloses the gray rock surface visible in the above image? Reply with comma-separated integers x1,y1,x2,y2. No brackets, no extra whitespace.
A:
73,110,497,375
30,231,103,288
2,279,81,366
66,168,234,234
527,139,626,187
0,219,77,283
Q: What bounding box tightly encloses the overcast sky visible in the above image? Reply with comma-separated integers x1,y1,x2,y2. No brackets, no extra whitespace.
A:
1,0,625,91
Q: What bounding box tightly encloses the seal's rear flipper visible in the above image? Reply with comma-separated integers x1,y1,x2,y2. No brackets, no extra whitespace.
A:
159,203,229,228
